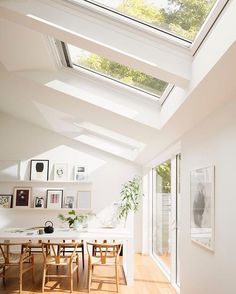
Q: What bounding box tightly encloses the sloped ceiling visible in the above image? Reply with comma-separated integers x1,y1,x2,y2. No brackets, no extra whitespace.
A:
0,0,235,165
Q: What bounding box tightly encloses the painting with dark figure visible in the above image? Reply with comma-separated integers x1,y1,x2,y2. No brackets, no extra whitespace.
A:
190,166,214,251
30,160,49,181
193,183,206,227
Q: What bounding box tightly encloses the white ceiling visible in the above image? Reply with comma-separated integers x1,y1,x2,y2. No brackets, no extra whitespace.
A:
0,0,235,165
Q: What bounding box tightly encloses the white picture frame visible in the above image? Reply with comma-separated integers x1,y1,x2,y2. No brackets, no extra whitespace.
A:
46,189,63,209
77,190,91,209
34,196,45,208
64,195,76,209
54,163,68,181
13,187,32,209
73,166,87,181
190,165,215,251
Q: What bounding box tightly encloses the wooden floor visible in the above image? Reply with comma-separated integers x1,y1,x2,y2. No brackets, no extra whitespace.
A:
0,254,176,294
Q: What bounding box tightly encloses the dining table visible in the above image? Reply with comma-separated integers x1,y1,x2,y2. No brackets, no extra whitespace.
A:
0,226,134,285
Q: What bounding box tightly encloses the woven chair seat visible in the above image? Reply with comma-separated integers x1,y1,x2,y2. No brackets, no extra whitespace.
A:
0,253,21,264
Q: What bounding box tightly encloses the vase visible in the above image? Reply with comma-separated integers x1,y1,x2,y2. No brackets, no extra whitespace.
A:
73,221,88,231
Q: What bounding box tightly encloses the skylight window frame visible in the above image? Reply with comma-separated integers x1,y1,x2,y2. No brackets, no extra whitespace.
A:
64,0,229,54
59,41,172,101
62,0,191,48
191,0,230,55
81,0,192,44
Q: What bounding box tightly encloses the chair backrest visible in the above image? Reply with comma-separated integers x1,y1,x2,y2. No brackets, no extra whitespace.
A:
41,242,78,264
87,241,122,264
0,242,30,264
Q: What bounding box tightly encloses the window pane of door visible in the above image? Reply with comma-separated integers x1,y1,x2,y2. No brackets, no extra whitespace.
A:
176,153,181,286
153,159,171,272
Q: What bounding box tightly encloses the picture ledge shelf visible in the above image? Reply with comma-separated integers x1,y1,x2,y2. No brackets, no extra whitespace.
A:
0,208,92,212
0,180,92,184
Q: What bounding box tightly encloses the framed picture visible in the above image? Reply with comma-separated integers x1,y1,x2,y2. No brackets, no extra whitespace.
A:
77,191,91,209
46,189,63,209
30,159,49,181
0,194,12,208
64,195,76,209
54,163,68,181
190,166,215,251
74,166,87,181
13,187,31,208
34,196,45,208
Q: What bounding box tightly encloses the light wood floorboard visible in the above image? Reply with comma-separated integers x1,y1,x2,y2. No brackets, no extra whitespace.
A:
0,254,177,294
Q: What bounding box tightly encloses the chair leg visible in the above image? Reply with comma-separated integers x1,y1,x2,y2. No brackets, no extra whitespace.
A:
115,264,119,292
42,265,47,293
82,248,85,269
88,263,92,293
3,266,6,287
31,255,35,283
70,263,73,293
19,262,23,293
76,256,79,284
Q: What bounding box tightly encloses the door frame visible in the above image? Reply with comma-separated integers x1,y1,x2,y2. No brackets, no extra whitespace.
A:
150,154,180,290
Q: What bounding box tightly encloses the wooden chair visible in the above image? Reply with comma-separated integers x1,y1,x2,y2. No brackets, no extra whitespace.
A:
0,264,6,287
22,239,43,256
86,241,122,292
0,242,34,293
41,242,79,293
92,240,117,256
62,240,85,269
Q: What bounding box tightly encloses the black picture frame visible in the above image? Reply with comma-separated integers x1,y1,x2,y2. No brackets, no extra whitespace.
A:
30,159,49,181
0,194,13,208
46,189,63,209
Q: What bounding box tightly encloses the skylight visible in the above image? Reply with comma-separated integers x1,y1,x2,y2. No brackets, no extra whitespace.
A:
73,121,145,160
64,43,169,98
80,0,217,42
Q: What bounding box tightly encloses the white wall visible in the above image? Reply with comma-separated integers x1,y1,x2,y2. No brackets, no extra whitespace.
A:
0,112,142,251
180,98,236,294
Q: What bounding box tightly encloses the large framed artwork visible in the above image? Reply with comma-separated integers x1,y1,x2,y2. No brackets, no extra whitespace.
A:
30,159,49,181
190,166,215,251
13,187,31,209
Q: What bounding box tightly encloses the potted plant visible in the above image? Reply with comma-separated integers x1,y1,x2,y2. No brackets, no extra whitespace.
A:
58,210,94,230
118,176,142,226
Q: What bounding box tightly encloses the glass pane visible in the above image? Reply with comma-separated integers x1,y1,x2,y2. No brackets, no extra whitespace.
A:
176,153,181,286
67,44,169,97
153,159,171,271
85,0,217,41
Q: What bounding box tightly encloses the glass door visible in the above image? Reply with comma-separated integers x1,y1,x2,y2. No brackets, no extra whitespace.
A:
152,155,181,287
152,159,171,274
176,153,181,286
